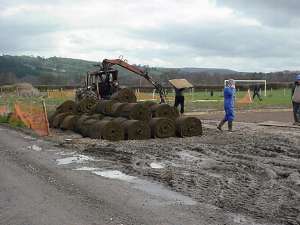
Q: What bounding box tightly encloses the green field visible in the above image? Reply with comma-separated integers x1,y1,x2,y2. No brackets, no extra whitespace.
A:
0,89,293,114
182,89,292,112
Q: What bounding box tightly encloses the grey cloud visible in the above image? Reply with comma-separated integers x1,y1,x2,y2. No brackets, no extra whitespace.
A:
129,23,300,59
216,0,300,27
1,0,300,71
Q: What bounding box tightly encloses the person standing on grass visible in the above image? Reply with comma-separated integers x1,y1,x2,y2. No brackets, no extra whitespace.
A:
253,84,262,101
217,79,236,132
292,74,300,125
174,87,185,115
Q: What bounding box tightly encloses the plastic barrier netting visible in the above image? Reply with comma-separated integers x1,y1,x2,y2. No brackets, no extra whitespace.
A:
14,101,50,136
237,89,253,104
0,105,8,116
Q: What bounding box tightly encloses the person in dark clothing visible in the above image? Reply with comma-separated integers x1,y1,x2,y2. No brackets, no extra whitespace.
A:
292,74,300,125
174,88,185,114
253,84,262,101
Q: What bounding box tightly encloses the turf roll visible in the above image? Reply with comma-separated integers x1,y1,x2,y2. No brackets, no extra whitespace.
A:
117,103,151,121
89,120,124,141
90,100,117,115
175,117,202,137
110,102,127,116
52,112,73,128
112,117,128,124
88,113,105,120
80,119,98,137
60,115,80,130
116,119,151,140
48,111,58,127
74,114,91,132
141,101,157,110
56,100,76,113
149,117,175,138
102,116,114,121
111,88,137,103
150,103,179,120
76,98,97,114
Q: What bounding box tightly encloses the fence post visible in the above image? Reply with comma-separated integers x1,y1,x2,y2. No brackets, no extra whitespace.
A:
42,100,50,135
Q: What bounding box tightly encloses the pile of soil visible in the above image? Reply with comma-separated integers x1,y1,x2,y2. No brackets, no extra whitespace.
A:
15,83,40,97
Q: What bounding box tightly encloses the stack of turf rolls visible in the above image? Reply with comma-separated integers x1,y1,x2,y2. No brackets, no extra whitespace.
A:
49,88,202,141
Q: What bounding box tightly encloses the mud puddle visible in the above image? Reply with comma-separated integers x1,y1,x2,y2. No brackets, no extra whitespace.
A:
92,169,196,206
56,155,98,165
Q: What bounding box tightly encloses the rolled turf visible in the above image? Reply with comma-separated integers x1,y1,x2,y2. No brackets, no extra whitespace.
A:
110,102,127,116
88,113,105,120
140,101,157,110
88,120,124,141
80,119,98,137
76,98,97,114
60,115,80,130
175,117,202,137
116,103,151,121
111,88,137,103
150,103,179,120
56,100,76,113
117,119,151,140
48,111,58,127
74,114,91,133
90,100,117,115
149,117,175,138
52,112,73,128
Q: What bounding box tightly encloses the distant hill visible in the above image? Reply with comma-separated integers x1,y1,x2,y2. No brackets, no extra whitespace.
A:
0,55,95,85
179,67,238,75
0,55,298,87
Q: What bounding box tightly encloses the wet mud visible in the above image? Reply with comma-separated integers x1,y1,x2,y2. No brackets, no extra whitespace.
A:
50,121,300,225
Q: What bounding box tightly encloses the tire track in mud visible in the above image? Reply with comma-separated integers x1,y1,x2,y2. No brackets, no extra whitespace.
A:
58,126,300,225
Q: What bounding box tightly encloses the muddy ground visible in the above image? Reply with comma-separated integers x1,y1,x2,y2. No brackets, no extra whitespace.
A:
46,109,300,225
187,109,294,123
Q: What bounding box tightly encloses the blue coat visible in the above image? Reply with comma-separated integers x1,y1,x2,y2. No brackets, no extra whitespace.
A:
224,87,235,121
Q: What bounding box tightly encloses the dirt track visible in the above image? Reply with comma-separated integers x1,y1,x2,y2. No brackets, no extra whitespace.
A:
188,109,294,123
1,109,300,225
51,114,300,225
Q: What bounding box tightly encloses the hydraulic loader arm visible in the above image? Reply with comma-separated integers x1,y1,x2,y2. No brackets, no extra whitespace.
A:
102,59,166,103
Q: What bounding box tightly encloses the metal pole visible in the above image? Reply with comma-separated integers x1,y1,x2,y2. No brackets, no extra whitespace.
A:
264,81,267,97
42,99,50,136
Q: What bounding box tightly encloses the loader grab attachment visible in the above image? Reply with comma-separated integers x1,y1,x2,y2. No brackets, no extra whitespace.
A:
102,59,166,103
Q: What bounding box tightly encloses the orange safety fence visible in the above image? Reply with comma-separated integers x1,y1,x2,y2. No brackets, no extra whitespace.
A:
0,105,8,116
237,89,253,104
14,101,50,136
47,89,75,98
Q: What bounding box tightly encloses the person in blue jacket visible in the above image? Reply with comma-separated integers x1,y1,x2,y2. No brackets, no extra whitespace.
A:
217,79,236,131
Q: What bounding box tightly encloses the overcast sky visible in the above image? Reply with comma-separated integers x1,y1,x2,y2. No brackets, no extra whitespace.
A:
1,0,300,72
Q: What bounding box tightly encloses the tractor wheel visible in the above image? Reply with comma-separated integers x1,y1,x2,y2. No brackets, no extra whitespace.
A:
75,88,98,103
